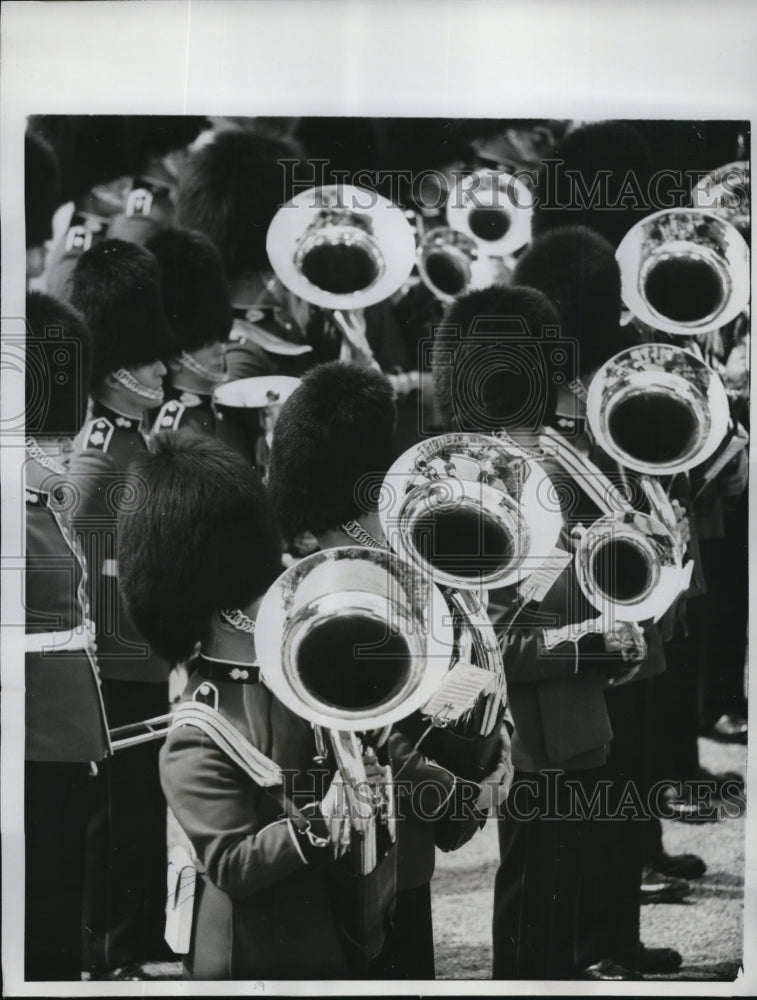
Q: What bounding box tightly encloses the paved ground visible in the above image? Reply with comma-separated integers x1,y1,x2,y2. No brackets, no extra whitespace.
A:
432,736,747,982
136,736,747,985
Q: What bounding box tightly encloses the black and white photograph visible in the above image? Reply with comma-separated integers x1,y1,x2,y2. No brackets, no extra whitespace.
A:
2,2,755,995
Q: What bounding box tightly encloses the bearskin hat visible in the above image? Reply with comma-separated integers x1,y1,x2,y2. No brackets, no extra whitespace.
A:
532,121,654,248
513,225,630,378
267,362,397,536
433,285,563,433
69,239,174,388
145,227,233,353
28,115,209,204
25,291,93,437
176,126,303,279
25,131,61,249
119,430,282,662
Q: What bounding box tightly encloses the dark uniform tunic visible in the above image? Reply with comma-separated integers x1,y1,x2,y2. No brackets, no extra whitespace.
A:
150,385,217,439
69,401,171,973
160,662,355,980
490,441,658,980
24,474,110,980
161,656,471,980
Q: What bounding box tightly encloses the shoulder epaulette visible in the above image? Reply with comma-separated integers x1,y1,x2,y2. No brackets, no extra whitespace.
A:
82,416,114,452
152,399,186,435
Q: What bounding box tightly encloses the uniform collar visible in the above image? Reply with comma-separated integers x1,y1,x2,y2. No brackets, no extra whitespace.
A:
25,484,47,504
91,399,145,432
197,653,261,684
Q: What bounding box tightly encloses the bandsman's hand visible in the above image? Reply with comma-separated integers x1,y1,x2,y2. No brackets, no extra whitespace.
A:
603,620,647,663
670,498,690,548
474,727,514,817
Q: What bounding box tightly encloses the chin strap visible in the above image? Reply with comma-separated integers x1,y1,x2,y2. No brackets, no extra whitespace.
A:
111,368,165,402
340,519,387,551
220,608,257,635
25,437,68,476
178,350,227,384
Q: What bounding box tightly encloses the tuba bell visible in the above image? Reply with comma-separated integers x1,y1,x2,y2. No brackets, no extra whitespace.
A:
265,183,421,395
585,343,731,476
379,432,563,592
691,160,750,243
615,208,750,336
266,183,417,312
416,226,510,303
446,169,533,258
212,375,300,473
254,545,454,872
379,433,563,750
536,427,691,624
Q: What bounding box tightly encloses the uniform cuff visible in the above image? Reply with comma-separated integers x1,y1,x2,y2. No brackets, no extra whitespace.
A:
290,803,331,865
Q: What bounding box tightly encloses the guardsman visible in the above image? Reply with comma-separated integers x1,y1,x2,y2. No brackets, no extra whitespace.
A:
118,431,361,980
145,227,232,437
513,229,688,974
24,292,111,981
175,125,315,380
429,285,662,981
267,361,513,979
68,238,174,979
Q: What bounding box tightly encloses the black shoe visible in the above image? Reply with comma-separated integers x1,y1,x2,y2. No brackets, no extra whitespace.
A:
617,944,683,974
659,787,722,823
583,959,642,981
640,867,691,904
648,850,707,880
710,713,748,744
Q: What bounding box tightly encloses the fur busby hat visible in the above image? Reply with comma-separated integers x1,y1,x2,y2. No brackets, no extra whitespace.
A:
119,430,282,662
176,126,302,279
513,225,630,378
25,131,61,249
25,291,93,437
433,285,563,433
532,121,654,248
145,227,233,353
268,362,397,536
69,239,174,388
28,115,209,204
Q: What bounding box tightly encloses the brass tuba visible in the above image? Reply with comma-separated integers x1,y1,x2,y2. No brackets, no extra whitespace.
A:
266,183,417,312
416,226,510,303
265,183,420,396
446,169,533,258
585,343,731,477
615,208,750,336
379,432,563,593
379,433,563,744
536,427,691,624
254,545,454,872
691,160,750,242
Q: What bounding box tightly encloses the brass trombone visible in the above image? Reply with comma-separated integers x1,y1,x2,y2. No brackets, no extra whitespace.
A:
110,713,174,751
